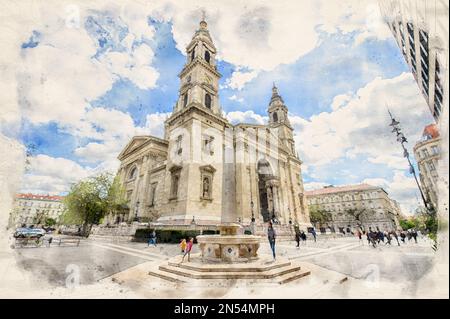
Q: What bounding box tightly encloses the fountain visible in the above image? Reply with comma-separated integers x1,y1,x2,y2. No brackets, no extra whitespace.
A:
146,221,311,285
196,223,260,262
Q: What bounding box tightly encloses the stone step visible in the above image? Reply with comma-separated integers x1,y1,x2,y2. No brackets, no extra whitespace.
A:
167,260,292,273
148,269,187,283
276,268,311,285
158,263,302,280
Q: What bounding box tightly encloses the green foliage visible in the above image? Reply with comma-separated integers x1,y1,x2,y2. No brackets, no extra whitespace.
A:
44,217,57,226
399,218,417,230
61,173,127,237
309,206,332,226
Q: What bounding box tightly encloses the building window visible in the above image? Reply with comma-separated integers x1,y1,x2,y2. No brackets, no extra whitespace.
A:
176,135,183,155
273,112,278,122
149,183,157,207
205,50,210,63
129,167,137,180
427,161,436,171
170,173,180,199
431,145,439,155
422,149,429,158
191,46,196,61
205,93,212,109
183,93,188,107
203,135,214,155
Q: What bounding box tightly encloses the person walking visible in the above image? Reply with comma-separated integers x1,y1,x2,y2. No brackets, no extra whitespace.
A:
311,228,317,243
295,231,300,248
368,227,377,248
268,222,277,260
181,237,194,263
412,229,418,243
385,231,392,245
356,229,363,245
392,230,400,246
180,238,187,253
400,231,406,243
148,230,157,247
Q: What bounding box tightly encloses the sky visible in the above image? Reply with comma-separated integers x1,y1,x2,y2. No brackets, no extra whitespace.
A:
0,0,435,214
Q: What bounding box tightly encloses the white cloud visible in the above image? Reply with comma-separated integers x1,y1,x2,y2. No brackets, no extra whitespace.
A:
226,110,268,125
229,95,244,103
317,1,391,45
149,0,320,71
100,42,159,90
224,70,259,90
304,182,329,191
295,73,433,167
21,154,92,194
363,171,421,214
331,93,353,111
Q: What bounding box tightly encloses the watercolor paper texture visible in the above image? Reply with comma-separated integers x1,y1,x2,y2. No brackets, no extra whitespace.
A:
0,0,448,299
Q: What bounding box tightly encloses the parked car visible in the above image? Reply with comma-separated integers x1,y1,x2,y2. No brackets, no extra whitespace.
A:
13,227,46,239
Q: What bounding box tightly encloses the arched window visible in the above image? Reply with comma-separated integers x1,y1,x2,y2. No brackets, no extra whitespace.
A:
205,93,212,109
191,46,196,61
183,93,188,107
205,50,210,63
129,167,137,180
171,175,179,198
273,112,278,122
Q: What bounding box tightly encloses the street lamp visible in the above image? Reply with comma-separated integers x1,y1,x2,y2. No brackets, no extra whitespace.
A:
251,201,255,222
388,110,434,214
134,200,140,222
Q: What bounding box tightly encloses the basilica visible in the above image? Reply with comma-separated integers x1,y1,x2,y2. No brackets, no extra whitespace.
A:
112,19,311,230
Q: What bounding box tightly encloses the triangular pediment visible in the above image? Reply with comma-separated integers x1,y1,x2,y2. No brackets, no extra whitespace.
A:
118,136,150,160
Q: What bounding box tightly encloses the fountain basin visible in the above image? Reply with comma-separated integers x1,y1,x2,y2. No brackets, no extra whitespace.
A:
197,223,261,263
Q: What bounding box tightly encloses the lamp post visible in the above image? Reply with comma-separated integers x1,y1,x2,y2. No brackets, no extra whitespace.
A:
134,200,140,222
388,110,434,214
251,201,255,222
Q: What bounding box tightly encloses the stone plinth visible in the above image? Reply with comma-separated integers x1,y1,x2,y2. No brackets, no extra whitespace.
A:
196,223,261,263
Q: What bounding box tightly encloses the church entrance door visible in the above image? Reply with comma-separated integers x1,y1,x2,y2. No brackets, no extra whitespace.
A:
257,159,274,223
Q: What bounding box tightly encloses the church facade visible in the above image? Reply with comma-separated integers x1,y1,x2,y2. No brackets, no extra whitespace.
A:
112,20,311,230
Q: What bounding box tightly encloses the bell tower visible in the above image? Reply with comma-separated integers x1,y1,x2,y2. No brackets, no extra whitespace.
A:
173,18,222,116
267,84,296,156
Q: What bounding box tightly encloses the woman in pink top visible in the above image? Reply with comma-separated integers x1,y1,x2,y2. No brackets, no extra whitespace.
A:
181,237,194,263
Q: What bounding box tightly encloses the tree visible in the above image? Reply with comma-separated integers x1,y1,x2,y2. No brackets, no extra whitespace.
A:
344,208,368,228
44,217,57,226
61,173,127,237
309,206,332,227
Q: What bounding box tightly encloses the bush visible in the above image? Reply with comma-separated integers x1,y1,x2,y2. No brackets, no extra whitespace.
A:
133,228,219,243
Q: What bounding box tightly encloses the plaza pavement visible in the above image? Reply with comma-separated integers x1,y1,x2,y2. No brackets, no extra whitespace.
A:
4,235,447,298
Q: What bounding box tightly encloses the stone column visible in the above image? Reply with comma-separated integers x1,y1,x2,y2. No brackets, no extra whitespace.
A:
272,186,279,217
266,185,273,217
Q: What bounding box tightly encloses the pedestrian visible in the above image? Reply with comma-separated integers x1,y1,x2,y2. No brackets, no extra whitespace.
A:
412,229,418,243
368,227,377,248
148,230,157,247
180,238,187,253
356,229,363,245
392,230,400,246
301,231,307,243
181,237,194,263
295,231,300,248
311,228,317,243
267,222,277,260
385,231,392,245
400,231,406,243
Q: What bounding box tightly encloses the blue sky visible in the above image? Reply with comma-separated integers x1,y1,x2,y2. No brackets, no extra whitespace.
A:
3,1,435,213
